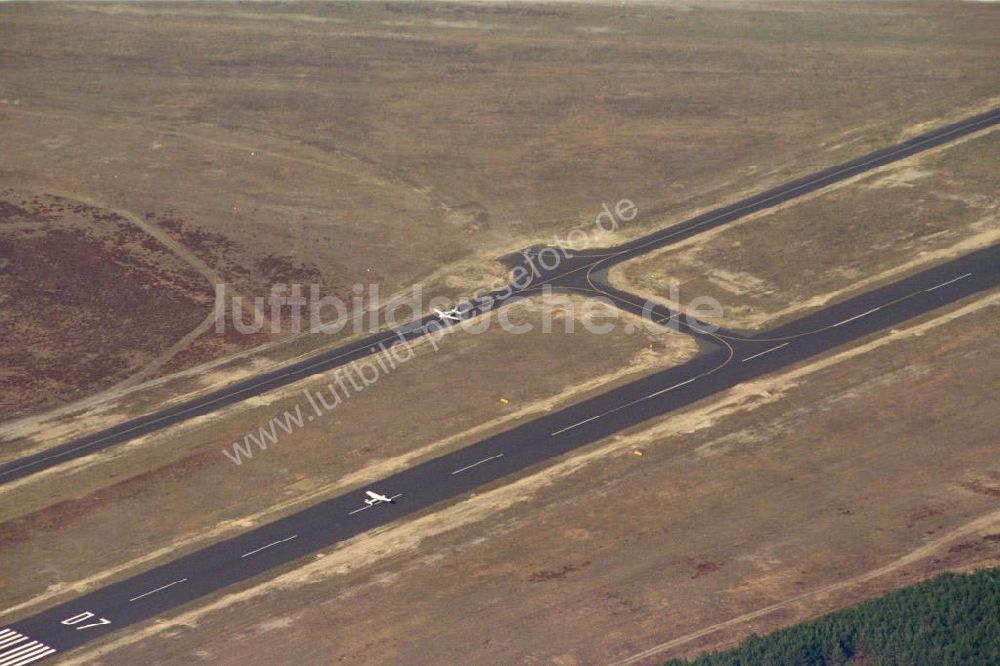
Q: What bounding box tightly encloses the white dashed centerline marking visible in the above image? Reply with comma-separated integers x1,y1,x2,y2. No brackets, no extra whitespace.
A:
551,414,602,436
451,454,504,475
832,305,882,327
741,342,790,363
551,375,704,437
924,272,972,292
643,376,699,399
128,578,188,602
240,535,298,559
0,630,56,666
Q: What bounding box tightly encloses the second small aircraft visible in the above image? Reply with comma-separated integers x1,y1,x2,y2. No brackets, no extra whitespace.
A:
433,306,464,322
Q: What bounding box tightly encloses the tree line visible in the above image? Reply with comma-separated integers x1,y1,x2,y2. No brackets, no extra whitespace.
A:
666,566,1000,665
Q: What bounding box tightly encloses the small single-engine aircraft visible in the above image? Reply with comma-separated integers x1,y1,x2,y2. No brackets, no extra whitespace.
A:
364,490,395,506
433,306,464,322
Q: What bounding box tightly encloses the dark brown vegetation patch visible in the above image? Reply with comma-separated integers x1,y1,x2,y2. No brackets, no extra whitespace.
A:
0,191,213,419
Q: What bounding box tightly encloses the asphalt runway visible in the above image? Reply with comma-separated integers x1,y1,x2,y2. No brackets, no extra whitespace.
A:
1,106,997,485
5,243,997,661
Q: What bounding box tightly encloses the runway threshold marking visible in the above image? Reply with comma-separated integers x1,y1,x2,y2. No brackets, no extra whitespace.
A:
0,632,56,666
832,305,883,328
741,342,790,363
451,454,504,475
240,535,298,558
128,578,189,602
0,632,24,651
925,272,972,292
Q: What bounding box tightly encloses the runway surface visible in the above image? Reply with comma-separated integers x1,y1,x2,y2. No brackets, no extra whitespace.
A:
5,243,998,660
1,106,997,485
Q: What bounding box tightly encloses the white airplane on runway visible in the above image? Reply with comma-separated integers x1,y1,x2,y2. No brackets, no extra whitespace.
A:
433,306,464,322
364,490,396,506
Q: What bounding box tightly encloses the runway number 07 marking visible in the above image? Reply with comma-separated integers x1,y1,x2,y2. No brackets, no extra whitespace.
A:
60,612,111,630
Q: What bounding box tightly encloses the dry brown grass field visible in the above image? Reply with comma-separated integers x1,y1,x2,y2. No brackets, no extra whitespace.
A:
612,127,1000,330
2,0,999,418
1,1,998,665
